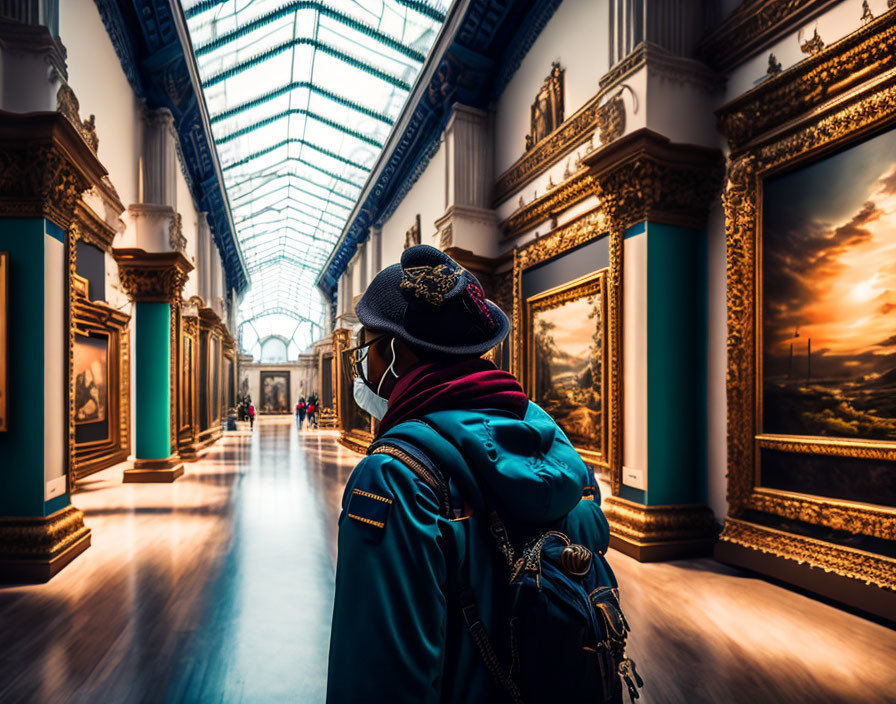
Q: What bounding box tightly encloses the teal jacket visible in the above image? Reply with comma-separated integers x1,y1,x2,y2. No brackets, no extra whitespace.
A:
326,402,614,704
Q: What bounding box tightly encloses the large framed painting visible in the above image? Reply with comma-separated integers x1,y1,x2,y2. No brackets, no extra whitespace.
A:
759,127,896,504
0,252,6,432
719,12,896,612
74,333,108,425
526,270,607,466
260,371,289,413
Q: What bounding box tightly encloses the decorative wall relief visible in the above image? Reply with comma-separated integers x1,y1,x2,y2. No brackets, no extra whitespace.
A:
526,271,608,465
526,62,564,152
404,214,421,250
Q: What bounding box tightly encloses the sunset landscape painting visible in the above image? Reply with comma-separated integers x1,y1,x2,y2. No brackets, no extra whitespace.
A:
528,272,606,461
762,127,896,442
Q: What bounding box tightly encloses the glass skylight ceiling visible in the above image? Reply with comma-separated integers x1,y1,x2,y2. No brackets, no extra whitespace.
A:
181,0,447,359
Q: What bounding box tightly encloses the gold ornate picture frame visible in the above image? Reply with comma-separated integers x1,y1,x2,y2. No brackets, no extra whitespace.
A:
526,270,608,467
512,208,623,492
720,11,896,589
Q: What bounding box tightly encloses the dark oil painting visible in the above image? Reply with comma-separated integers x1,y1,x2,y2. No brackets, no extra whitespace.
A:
261,371,289,413
528,272,606,461
74,334,108,424
762,127,896,442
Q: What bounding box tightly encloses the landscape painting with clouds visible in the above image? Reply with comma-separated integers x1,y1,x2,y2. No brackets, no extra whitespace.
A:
762,128,896,442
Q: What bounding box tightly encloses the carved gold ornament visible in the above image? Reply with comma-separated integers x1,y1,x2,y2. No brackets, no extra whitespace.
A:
718,11,896,580
494,91,626,206
113,249,194,303
56,84,99,153
697,0,835,71
720,518,896,591
719,11,896,150
602,497,716,544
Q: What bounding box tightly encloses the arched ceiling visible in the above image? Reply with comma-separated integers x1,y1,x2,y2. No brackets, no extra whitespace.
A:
180,0,447,357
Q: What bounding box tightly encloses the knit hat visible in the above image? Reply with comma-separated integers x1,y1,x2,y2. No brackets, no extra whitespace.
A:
355,244,509,356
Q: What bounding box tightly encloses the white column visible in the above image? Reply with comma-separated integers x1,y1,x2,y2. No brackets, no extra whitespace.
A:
142,108,177,208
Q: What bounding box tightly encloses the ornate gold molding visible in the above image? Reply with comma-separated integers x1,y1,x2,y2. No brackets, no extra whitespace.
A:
717,9,896,151
0,505,90,558
697,0,838,71
112,248,194,303
720,16,896,587
511,209,607,381
56,84,99,153
511,208,623,490
584,129,725,232
0,112,107,230
757,435,896,461
501,171,595,238
719,518,896,591
332,328,351,435
71,200,117,252
603,496,716,543
493,91,627,206
722,153,757,516
749,489,896,541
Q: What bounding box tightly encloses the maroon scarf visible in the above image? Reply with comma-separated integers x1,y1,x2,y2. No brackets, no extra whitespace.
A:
377,358,529,437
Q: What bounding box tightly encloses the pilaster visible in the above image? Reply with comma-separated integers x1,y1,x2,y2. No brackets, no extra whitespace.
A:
113,248,193,482
0,2,66,114
436,105,500,256
141,108,177,208
0,111,104,581
584,128,724,561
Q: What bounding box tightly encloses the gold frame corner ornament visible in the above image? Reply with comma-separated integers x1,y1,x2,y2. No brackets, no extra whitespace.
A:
720,13,896,581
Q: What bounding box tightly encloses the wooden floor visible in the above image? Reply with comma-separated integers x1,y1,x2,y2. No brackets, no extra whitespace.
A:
0,416,893,703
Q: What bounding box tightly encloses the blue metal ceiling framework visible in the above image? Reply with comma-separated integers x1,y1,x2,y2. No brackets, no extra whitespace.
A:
316,0,562,300
179,0,447,359
93,0,249,297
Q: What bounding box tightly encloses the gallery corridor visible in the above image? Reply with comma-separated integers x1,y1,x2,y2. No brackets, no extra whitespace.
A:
0,417,892,704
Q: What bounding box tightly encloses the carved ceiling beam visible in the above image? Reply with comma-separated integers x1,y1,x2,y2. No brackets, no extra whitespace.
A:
583,128,724,232
0,111,108,230
112,248,193,303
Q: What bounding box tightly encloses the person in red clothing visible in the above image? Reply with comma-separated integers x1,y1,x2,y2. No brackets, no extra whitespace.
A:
296,397,307,429
248,402,255,430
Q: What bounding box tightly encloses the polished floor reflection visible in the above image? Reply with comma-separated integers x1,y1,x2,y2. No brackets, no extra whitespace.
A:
0,416,893,703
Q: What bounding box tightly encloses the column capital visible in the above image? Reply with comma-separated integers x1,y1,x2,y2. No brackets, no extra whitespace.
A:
0,111,107,229
113,248,194,303
584,128,724,232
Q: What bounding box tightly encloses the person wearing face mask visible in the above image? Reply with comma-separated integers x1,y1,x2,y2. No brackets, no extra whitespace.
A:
327,245,616,704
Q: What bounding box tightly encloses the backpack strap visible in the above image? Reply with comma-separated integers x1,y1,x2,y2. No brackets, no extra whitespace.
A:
368,435,453,518
367,432,525,704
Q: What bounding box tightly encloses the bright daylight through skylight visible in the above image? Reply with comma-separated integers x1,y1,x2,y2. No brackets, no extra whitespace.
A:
180,0,447,360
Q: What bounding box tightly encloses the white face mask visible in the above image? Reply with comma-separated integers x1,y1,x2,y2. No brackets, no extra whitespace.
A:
352,344,398,421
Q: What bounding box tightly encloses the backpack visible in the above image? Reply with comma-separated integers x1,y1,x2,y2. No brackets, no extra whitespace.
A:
369,430,643,704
